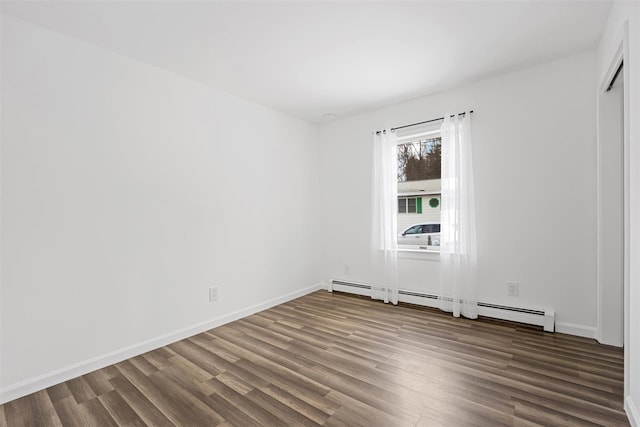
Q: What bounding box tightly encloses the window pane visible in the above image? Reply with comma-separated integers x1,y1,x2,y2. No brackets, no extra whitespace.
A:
407,198,417,213
398,198,407,213
397,137,441,182
405,225,421,235
396,132,441,252
423,224,440,233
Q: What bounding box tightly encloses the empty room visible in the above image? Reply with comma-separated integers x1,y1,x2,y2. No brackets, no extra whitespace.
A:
1,1,639,426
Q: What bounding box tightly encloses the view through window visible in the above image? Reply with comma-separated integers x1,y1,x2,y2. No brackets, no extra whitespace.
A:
397,134,441,250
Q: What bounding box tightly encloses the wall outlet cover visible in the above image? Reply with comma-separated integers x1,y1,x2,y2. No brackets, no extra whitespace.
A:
507,281,519,297
209,287,219,302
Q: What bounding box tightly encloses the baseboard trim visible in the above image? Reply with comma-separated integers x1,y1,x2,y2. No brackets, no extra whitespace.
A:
626,395,639,427
555,322,597,339
0,283,323,405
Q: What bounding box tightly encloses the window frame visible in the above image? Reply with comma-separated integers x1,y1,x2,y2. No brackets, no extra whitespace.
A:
394,126,442,253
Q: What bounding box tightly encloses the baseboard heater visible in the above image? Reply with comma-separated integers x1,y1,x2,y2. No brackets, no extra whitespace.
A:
329,279,555,332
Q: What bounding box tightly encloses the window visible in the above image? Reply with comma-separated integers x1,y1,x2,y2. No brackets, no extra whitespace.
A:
396,130,441,251
404,225,423,235
398,197,422,214
422,224,440,233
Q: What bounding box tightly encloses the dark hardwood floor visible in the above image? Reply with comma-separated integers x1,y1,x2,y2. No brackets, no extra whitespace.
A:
0,290,628,426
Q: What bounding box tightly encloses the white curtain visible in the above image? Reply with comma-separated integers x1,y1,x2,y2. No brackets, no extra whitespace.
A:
439,113,478,318
371,129,398,304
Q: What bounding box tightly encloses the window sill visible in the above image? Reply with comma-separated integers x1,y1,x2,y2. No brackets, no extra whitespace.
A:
397,248,440,260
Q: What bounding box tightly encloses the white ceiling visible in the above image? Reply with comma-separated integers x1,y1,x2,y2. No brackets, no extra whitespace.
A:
2,1,612,123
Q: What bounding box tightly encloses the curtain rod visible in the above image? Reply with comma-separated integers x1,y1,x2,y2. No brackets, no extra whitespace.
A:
375,110,474,135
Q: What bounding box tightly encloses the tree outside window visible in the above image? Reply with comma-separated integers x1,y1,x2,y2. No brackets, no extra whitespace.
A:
397,137,441,182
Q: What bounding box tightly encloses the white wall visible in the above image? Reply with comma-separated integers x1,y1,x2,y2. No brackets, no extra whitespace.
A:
597,2,640,424
318,51,597,335
0,15,319,401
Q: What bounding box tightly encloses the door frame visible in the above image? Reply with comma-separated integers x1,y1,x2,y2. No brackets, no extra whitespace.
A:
596,20,630,394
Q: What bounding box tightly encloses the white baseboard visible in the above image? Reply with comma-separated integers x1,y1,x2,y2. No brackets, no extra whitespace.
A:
330,281,557,332
0,283,323,405
555,322,597,339
626,395,639,427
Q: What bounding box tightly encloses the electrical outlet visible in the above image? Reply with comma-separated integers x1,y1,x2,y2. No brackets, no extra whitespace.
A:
507,281,519,297
344,264,351,276
209,286,219,302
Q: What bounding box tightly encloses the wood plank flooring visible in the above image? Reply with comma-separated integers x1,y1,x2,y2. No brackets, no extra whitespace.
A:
0,291,629,426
